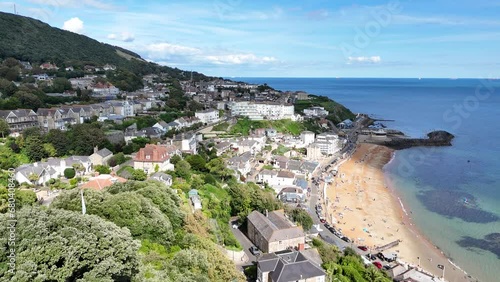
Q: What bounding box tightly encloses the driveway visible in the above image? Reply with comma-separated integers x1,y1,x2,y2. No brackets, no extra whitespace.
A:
229,218,256,266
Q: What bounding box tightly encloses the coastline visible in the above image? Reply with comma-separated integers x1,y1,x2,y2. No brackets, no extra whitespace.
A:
325,143,475,282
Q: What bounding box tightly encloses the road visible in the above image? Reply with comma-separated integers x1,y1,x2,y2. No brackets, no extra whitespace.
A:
228,218,256,269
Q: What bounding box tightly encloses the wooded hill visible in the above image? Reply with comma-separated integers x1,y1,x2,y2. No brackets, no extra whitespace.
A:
0,12,208,80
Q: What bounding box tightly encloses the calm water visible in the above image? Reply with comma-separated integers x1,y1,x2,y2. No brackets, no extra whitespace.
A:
237,77,500,282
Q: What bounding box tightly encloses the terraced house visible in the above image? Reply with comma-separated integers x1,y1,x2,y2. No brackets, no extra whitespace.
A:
0,109,39,134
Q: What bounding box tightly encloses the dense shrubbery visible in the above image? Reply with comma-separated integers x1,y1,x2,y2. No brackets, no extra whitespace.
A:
294,95,356,124
230,117,305,136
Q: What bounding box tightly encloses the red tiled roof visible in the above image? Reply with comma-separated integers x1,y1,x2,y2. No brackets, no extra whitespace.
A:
134,144,170,162
81,175,127,191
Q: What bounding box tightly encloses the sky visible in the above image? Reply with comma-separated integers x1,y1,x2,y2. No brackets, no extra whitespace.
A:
1,0,499,78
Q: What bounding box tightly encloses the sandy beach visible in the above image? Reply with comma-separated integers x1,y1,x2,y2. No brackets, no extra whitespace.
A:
324,143,474,282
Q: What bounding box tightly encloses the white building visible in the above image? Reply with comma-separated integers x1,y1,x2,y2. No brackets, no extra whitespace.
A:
300,131,316,146
229,101,295,120
304,106,329,117
195,109,220,124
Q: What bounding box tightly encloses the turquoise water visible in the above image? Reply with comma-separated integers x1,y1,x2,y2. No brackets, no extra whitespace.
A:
237,77,500,282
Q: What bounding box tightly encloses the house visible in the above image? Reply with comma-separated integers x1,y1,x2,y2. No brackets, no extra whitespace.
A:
247,210,305,253
149,172,172,186
338,119,353,129
275,171,296,187
40,62,58,70
306,143,322,160
0,109,39,134
37,108,76,131
214,141,232,156
105,100,134,116
153,121,169,132
257,249,326,282
195,109,220,124
19,61,32,70
93,82,120,96
227,151,252,176
65,66,74,71
171,133,197,154
303,106,329,117
142,127,163,139
256,169,278,184
300,131,315,146
14,162,58,186
81,174,127,191
133,144,174,174
103,64,116,71
236,139,261,155
188,189,202,211
89,146,113,166
277,187,306,203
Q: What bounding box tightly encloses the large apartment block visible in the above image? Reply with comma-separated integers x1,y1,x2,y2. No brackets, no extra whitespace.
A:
229,101,295,120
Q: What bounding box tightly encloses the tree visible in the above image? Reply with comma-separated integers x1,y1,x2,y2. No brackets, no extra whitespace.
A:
185,154,207,172
206,158,232,180
0,207,140,281
45,129,69,156
132,169,147,181
94,165,111,174
13,91,44,110
72,163,85,176
24,135,47,161
43,143,57,157
0,119,9,138
175,160,191,180
290,208,313,230
170,154,181,165
28,173,39,183
69,123,106,155
64,168,76,179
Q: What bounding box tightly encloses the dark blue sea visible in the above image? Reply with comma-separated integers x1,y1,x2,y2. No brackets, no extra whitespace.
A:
236,77,500,282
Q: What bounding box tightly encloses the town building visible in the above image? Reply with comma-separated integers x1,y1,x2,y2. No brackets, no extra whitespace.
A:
89,147,113,166
149,172,173,186
229,101,295,120
195,109,220,124
0,109,39,134
247,210,305,253
133,144,174,174
81,174,127,191
257,249,326,282
303,106,329,117
300,131,315,146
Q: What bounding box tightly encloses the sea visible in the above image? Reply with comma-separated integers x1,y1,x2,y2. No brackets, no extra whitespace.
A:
235,77,500,282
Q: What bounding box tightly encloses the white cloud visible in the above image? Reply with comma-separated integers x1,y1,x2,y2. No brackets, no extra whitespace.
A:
146,43,201,56
62,17,84,34
108,31,135,42
204,54,277,65
347,56,381,64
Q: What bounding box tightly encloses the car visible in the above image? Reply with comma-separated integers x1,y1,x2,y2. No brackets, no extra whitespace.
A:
232,224,239,229
372,261,382,269
324,223,331,229
357,246,368,251
320,217,326,223
341,236,351,243
383,265,392,270
327,226,336,233
376,252,385,260
366,254,376,261
249,246,261,256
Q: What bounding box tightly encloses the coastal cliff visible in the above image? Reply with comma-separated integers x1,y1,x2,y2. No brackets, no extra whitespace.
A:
381,130,455,150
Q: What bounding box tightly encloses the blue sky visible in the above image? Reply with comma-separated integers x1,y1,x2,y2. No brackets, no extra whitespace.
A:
1,0,499,78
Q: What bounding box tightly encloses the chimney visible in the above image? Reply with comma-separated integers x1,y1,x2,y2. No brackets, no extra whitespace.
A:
265,209,268,217
93,146,98,154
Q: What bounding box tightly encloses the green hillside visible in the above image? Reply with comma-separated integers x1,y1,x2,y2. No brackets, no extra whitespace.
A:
0,12,207,79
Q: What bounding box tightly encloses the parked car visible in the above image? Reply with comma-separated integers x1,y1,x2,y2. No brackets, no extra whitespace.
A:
366,254,377,261
319,217,326,223
383,265,392,270
341,236,351,243
324,223,331,229
372,261,382,269
376,252,385,260
249,246,261,256
357,246,368,251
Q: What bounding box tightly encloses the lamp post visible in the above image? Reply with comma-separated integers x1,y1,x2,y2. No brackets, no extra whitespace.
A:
417,256,420,267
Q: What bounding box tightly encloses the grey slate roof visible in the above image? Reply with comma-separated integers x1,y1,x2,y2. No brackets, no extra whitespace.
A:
258,250,326,282
95,148,113,158
247,210,304,243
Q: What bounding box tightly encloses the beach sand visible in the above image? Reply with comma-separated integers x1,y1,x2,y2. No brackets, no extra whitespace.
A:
324,143,473,282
